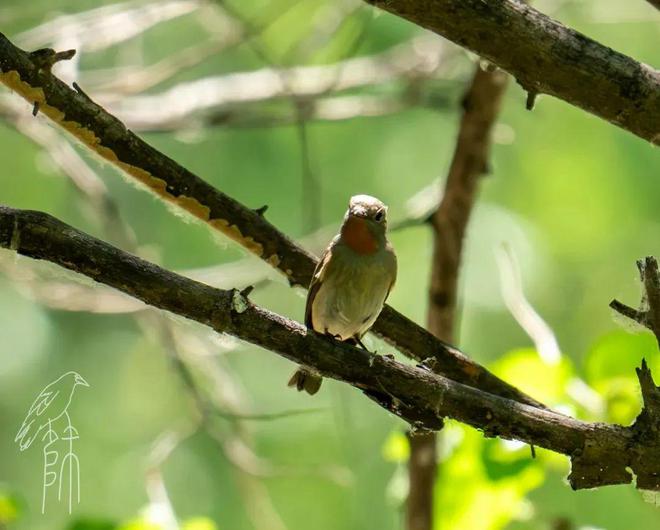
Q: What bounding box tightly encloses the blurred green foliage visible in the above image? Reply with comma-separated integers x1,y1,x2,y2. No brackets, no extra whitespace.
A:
1,0,660,529
0,488,21,524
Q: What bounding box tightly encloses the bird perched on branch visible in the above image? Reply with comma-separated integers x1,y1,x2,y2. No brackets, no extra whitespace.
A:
289,194,397,395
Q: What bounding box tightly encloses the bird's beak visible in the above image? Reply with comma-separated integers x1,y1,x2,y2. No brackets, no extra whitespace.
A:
75,374,90,387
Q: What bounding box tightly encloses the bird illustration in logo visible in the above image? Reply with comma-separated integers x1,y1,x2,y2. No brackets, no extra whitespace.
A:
15,371,89,514
15,371,89,451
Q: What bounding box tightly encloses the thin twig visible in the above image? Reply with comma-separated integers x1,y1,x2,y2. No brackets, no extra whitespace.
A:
104,35,453,130
15,0,201,52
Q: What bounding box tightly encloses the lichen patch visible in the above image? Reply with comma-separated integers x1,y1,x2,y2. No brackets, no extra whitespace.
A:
0,70,47,110
0,70,272,265
266,254,281,267
175,195,211,221
209,218,264,256
231,289,249,314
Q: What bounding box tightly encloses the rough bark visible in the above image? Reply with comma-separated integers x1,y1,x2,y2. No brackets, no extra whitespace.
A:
428,67,508,342
0,32,542,410
2,205,660,490
364,0,660,144
406,432,438,530
407,66,508,530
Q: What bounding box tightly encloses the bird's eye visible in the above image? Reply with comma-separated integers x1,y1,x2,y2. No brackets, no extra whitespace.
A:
374,210,384,222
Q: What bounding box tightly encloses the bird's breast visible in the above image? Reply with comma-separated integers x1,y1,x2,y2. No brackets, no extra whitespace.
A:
311,247,394,340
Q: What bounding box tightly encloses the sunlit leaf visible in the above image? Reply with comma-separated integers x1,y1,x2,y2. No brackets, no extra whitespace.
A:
593,376,641,425
585,330,659,383
182,517,218,530
482,439,534,481
584,330,660,424
382,430,410,463
0,491,20,523
118,518,163,530
491,348,573,404
435,426,544,530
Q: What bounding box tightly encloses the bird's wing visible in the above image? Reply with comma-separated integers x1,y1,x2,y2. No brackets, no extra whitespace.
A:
305,243,334,329
383,243,398,302
14,389,60,450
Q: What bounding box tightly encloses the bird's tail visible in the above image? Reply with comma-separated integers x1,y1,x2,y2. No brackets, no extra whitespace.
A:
287,367,322,395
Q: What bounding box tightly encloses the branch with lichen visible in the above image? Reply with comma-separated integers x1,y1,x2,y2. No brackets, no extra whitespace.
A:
2,205,660,490
0,31,539,411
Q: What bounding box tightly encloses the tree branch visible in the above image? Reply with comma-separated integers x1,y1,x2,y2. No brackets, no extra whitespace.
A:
363,0,660,145
407,65,508,530
197,91,449,131
2,205,660,490
102,35,453,131
611,256,660,347
428,66,508,341
0,31,542,410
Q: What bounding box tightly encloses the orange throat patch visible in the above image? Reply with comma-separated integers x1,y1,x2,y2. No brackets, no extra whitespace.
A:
341,216,378,255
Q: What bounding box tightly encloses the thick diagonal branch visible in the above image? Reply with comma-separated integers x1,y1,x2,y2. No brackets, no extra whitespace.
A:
0,32,542,410
364,0,660,144
2,205,659,490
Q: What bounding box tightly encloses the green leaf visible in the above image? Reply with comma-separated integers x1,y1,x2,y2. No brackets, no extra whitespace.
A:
585,330,659,383
381,430,410,463
118,518,163,530
482,439,533,482
182,517,218,530
435,426,544,530
67,518,118,530
0,492,20,523
491,348,573,404
585,330,660,424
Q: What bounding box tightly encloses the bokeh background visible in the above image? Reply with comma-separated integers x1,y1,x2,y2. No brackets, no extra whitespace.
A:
1,0,659,529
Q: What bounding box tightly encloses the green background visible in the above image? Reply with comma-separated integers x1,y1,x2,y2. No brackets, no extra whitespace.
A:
1,0,659,529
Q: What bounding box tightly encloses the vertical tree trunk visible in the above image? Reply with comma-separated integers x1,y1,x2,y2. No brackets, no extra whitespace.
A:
405,65,508,530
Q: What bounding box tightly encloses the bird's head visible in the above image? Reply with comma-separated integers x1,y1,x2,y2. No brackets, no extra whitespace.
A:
347,195,388,226
340,195,389,255
69,371,89,388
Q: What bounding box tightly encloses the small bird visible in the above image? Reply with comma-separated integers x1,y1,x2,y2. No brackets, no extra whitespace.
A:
15,371,89,451
288,194,397,395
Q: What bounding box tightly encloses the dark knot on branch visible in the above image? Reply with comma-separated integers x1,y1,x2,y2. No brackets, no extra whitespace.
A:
610,256,660,347
28,48,76,73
